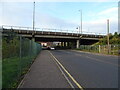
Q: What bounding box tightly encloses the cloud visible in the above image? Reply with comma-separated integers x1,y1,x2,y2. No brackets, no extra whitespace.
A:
87,7,118,21
83,19,117,35
0,2,78,30
35,12,77,30
0,2,33,27
80,7,118,34
98,7,118,21
98,7,117,16
0,3,77,31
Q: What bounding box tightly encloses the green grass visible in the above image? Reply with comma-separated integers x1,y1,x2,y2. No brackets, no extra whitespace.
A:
2,56,36,88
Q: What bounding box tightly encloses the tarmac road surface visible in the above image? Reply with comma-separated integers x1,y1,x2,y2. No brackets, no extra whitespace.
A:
50,50,118,88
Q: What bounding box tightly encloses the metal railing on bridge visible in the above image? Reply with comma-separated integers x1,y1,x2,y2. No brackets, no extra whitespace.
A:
1,25,106,36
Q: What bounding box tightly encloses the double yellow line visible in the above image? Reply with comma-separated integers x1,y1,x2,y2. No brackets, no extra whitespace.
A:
49,51,83,90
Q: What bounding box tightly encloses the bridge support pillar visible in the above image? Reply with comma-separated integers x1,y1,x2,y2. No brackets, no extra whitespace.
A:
61,42,64,47
32,38,35,42
67,42,70,47
64,42,66,47
60,42,62,46
65,42,68,47
76,40,80,49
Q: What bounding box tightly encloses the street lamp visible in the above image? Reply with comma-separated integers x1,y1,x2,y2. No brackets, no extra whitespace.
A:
32,1,35,38
79,10,82,34
76,26,80,34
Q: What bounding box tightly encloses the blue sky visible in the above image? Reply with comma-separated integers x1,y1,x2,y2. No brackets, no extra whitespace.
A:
0,1,118,34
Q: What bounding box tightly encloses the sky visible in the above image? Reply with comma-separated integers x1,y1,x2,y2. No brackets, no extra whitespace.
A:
0,1,119,35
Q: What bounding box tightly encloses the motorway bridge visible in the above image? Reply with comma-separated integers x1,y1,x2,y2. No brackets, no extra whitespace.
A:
2,25,106,48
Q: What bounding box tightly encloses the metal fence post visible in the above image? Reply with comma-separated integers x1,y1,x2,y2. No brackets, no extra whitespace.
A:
19,36,22,77
29,40,31,60
99,45,101,53
0,25,2,89
109,45,111,54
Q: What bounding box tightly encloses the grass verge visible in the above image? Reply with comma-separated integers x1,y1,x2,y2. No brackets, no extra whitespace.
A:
2,56,36,88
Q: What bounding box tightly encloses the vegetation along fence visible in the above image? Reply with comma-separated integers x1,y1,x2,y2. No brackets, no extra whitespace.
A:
78,45,120,55
2,31,41,88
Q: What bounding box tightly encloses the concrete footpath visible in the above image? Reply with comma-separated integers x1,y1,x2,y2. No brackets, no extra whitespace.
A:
19,50,70,88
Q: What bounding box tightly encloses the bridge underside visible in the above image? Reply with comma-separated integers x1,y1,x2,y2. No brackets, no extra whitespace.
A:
2,28,103,48
34,37,99,45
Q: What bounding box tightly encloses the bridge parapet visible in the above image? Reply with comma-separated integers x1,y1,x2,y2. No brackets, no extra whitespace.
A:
2,25,106,39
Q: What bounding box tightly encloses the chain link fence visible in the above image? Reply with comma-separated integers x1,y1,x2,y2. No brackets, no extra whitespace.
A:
79,45,120,55
2,30,41,88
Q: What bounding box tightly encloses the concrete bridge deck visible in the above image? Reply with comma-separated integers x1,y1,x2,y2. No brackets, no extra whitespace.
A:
1,25,106,47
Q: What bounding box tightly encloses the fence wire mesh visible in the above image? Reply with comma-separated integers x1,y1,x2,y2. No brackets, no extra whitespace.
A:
2,30,41,88
0,28,2,90
79,45,120,55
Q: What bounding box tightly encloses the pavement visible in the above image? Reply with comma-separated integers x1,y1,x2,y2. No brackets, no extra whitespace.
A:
19,50,70,88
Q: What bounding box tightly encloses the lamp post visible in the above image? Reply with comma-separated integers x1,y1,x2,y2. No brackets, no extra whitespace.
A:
32,1,35,38
79,10,82,34
76,26,80,34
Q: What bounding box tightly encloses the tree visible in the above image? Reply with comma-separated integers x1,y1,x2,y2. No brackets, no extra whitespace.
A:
94,32,120,45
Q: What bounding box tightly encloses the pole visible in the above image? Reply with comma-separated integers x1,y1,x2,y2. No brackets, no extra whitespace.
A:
81,10,82,34
79,10,82,34
107,19,110,54
79,26,80,34
19,36,22,76
32,2,35,38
